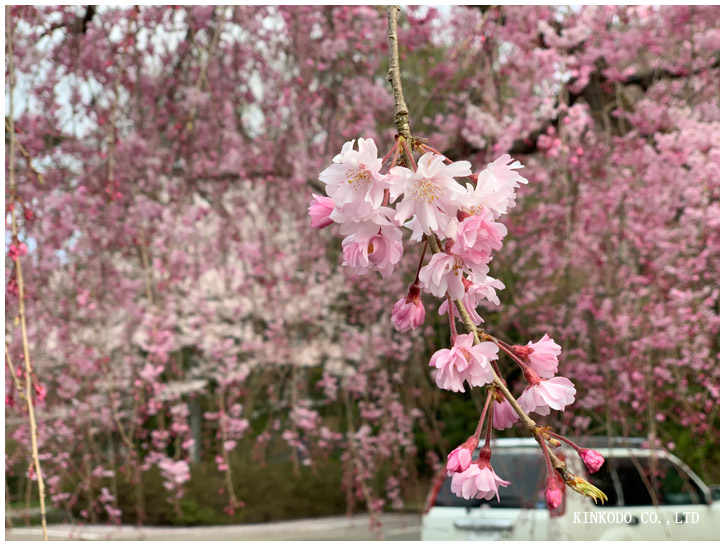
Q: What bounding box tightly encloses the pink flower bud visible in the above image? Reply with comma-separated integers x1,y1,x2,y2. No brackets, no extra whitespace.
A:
308,194,335,228
545,476,563,510
579,448,605,473
33,383,47,404
8,242,28,261
446,435,478,476
6,277,18,296
391,283,425,332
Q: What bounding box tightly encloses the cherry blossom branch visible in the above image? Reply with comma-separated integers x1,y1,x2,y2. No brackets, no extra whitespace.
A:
6,8,48,540
105,30,129,201
186,6,225,132
5,343,26,400
427,223,571,479
3,119,44,186
385,6,574,485
446,296,458,340
138,239,156,305
216,390,241,512
386,6,411,140
99,358,134,449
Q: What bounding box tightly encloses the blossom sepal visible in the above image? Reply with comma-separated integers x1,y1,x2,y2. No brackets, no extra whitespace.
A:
566,474,608,505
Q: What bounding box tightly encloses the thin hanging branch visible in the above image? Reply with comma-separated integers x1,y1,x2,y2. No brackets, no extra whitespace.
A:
6,6,49,540
385,4,575,486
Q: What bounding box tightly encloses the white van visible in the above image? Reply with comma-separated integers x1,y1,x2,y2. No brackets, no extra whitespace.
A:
421,437,719,540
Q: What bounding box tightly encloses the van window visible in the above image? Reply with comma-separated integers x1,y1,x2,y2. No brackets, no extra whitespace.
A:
588,457,706,506
435,451,547,509
587,459,620,505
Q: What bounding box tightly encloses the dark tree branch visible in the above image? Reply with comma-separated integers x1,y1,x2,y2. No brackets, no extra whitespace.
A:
506,57,720,155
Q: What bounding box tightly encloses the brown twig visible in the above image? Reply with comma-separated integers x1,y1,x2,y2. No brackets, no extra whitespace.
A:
3,119,45,186
5,343,26,399
185,7,225,132
99,358,134,449
386,6,411,140
6,7,48,539
216,390,241,511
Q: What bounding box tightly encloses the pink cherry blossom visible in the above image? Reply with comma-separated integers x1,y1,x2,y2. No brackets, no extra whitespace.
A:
389,152,471,240
518,377,576,416
428,333,497,392
419,252,467,300
446,436,478,476
492,397,519,430
461,154,528,218
340,212,403,278
523,334,562,379
438,276,505,325
308,194,335,228
450,212,507,278
33,383,47,405
467,276,505,306
451,460,510,501
391,285,425,332
579,448,605,473
8,242,28,261
319,138,388,221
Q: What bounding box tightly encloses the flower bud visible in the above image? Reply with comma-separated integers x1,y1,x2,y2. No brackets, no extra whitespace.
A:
446,435,478,476
391,283,425,332
579,448,605,473
308,194,335,228
545,475,562,510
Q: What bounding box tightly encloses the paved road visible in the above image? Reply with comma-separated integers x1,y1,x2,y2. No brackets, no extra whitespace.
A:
5,513,422,541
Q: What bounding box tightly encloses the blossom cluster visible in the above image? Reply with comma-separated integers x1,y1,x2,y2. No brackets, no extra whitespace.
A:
309,138,575,414
309,138,526,331
310,138,524,285
310,136,607,508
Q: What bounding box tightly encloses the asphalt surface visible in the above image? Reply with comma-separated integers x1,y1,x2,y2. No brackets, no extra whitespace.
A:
5,513,422,541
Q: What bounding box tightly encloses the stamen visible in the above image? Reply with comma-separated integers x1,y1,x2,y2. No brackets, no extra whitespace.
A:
346,168,372,190
413,177,442,204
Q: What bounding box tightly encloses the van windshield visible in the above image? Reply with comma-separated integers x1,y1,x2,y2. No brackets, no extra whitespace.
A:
435,451,547,509
587,456,707,506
